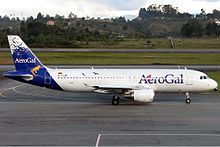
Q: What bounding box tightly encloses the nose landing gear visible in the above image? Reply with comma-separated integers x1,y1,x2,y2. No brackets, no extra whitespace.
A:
185,92,191,104
112,95,120,105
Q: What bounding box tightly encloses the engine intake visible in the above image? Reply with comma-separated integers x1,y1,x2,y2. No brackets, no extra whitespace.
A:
132,89,155,103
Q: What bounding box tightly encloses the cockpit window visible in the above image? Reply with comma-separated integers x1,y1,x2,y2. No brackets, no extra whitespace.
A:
200,76,208,80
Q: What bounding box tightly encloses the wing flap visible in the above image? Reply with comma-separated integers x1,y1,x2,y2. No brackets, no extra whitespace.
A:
83,82,153,94
92,84,151,91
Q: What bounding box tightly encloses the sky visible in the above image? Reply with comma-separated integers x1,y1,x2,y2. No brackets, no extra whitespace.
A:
1,0,220,19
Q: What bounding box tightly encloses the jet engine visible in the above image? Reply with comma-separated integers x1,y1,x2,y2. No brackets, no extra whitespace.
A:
132,89,155,103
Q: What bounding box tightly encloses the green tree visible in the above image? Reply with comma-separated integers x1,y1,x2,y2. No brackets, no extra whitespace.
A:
213,9,220,19
27,20,47,36
206,22,220,37
162,5,178,18
20,21,26,37
36,12,44,21
26,16,34,23
122,25,128,31
181,19,203,37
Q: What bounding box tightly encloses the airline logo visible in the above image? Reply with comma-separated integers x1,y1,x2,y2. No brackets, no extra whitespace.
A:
15,58,36,64
9,36,29,54
31,65,41,76
13,47,27,53
10,38,21,49
139,74,184,84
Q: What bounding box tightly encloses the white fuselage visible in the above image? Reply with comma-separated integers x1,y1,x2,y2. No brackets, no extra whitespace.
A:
48,68,217,93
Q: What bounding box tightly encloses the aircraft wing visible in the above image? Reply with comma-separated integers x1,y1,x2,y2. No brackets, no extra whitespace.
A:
93,84,149,90
90,84,152,94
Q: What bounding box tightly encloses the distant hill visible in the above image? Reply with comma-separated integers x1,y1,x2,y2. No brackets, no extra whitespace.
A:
0,4,220,47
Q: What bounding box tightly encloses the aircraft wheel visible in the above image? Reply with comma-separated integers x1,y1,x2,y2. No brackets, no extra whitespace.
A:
112,96,119,105
185,98,191,104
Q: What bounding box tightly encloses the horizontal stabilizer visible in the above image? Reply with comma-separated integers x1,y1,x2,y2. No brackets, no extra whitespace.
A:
4,72,34,81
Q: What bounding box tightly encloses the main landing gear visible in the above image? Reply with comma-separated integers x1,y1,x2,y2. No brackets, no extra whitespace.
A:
112,95,120,105
185,92,191,104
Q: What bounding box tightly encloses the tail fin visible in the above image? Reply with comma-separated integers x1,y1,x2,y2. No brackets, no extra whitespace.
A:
8,35,44,71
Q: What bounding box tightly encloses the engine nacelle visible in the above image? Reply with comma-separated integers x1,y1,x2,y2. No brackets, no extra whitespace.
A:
132,89,155,103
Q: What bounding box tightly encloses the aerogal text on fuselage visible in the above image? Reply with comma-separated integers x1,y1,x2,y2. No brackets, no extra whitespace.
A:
139,74,184,84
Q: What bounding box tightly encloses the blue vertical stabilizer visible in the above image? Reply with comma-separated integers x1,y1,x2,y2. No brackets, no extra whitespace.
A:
8,35,44,70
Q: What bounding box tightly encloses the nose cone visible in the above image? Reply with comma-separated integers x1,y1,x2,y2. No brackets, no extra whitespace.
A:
210,79,218,91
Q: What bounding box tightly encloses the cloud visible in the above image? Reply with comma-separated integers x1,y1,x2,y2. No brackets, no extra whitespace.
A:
42,0,145,17
193,0,220,2
0,0,143,18
91,0,145,10
1,0,220,18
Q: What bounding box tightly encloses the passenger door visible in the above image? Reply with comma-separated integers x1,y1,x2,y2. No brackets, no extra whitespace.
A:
44,72,51,85
186,70,193,85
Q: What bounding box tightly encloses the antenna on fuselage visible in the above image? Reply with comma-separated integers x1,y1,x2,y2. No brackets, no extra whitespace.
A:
82,73,86,77
91,66,99,75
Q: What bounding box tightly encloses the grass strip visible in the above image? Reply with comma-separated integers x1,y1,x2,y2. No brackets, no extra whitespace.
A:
1,52,220,65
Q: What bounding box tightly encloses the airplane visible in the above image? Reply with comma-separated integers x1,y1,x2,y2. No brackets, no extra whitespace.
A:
3,35,218,105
